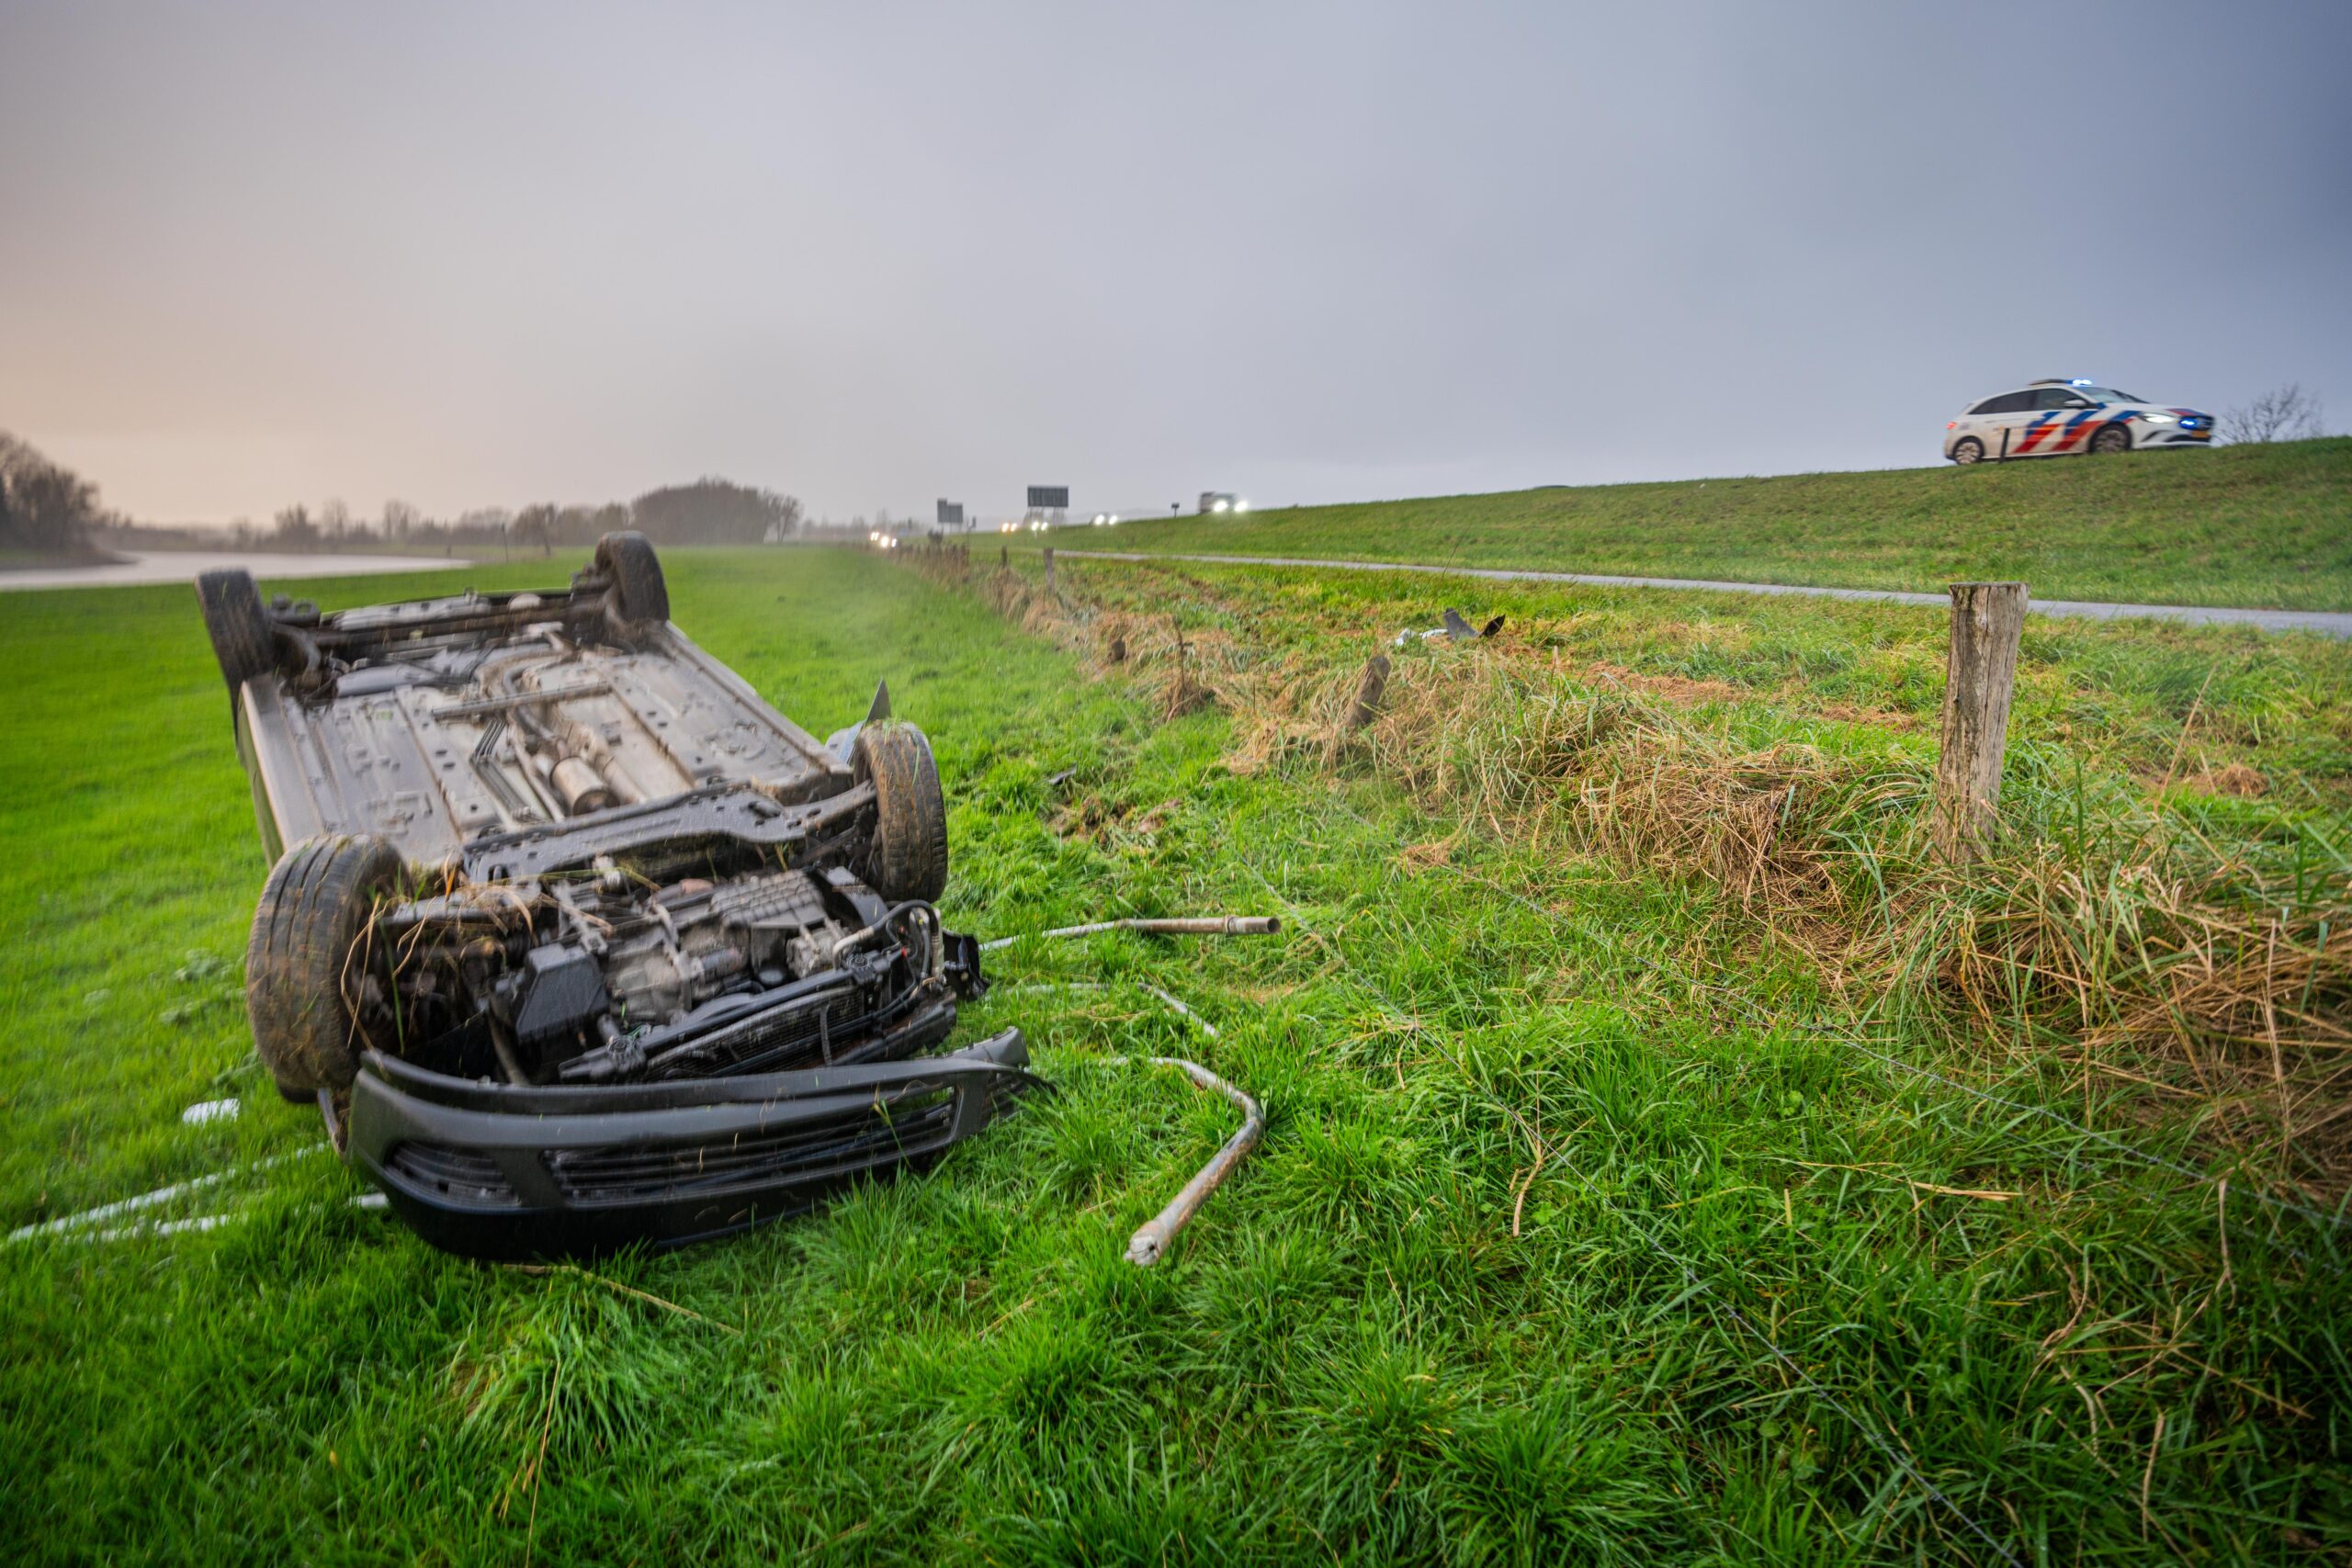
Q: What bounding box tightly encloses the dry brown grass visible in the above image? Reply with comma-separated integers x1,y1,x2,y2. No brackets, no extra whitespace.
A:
909,545,2352,1192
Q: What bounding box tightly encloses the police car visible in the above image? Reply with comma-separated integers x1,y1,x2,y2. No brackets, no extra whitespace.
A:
1943,379,2214,464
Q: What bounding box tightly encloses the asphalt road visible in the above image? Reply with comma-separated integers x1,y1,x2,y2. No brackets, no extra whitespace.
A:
1048,549,2352,638
0,551,471,591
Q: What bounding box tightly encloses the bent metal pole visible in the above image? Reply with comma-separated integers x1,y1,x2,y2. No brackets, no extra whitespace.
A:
978,915,1280,953
1122,1055,1265,1267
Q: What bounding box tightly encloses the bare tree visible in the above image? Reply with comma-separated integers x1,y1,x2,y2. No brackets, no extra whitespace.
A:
320,497,352,545
272,504,318,551
2221,383,2324,445
513,502,560,556
381,499,420,542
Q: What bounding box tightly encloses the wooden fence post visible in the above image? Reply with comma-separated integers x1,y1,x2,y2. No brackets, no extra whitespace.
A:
1325,653,1391,764
1933,581,2029,863
1345,654,1391,734
1043,547,1055,593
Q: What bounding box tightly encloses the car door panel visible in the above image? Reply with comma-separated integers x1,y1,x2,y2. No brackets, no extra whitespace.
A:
2019,388,2101,456
1974,391,2035,459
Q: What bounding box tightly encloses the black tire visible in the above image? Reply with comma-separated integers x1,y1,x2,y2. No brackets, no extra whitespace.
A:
244,836,407,1100
196,569,276,690
1950,438,1984,466
595,531,669,624
853,722,948,903
2089,424,2131,456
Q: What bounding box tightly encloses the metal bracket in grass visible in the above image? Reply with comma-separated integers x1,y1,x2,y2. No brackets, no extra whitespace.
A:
1002,987,1267,1267
983,916,1276,1265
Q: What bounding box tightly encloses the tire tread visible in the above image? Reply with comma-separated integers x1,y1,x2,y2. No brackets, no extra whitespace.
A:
853,724,949,902
244,836,404,1097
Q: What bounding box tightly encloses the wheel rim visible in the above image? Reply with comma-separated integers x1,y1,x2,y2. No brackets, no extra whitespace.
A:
1955,442,1979,464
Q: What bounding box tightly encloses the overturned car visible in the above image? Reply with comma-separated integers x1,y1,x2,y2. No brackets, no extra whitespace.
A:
197,533,1036,1258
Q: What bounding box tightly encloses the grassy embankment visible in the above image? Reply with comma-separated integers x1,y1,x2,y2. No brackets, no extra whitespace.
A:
1058,436,2352,612
2,547,2346,1562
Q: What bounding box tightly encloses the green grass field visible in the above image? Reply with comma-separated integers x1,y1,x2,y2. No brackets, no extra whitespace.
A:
3,547,2346,1563
1069,437,2352,612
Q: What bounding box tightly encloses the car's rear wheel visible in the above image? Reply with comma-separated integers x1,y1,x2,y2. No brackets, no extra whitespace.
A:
853,722,949,903
245,835,407,1104
2089,425,2131,456
1950,438,1984,466
594,531,670,625
196,568,277,691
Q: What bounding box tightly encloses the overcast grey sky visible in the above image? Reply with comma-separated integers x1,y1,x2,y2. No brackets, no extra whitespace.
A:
2,2,2345,525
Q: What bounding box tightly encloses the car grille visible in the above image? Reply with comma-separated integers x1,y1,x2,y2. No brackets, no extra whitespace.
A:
384,1141,523,1208
543,1091,962,1206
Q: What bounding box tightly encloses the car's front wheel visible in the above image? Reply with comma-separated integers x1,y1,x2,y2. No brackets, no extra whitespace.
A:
594,530,670,625
853,723,949,903
196,568,277,691
1951,437,1984,465
2089,425,2131,456
246,835,407,1108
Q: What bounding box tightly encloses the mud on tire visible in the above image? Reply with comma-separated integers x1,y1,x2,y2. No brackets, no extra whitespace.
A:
594,530,670,626
245,835,408,1099
853,722,949,903
197,568,276,692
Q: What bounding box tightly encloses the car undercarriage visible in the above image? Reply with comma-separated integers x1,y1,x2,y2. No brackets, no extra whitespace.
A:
199,534,1038,1258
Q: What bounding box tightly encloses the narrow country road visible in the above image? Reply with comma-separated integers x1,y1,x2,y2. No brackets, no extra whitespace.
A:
0,551,472,592
1046,549,2352,638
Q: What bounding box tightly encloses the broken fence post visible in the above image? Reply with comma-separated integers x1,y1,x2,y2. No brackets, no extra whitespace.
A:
1324,652,1391,765
1344,653,1391,734
1933,581,2028,863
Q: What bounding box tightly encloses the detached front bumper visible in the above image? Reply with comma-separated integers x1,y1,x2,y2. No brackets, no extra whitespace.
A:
348,1026,1040,1259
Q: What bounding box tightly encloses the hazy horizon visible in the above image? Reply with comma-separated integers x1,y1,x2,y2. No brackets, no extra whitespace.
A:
4,2,2346,526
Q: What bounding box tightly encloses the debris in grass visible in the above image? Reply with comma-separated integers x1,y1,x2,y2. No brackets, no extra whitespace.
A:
981,931,1272,1264
978,915,1280,953
1394,609,1506,647
180,1098,239,1126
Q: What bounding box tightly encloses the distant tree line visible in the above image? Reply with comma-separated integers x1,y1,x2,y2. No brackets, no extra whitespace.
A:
215,476,806,556
628,479,803,546
0,431,123,557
